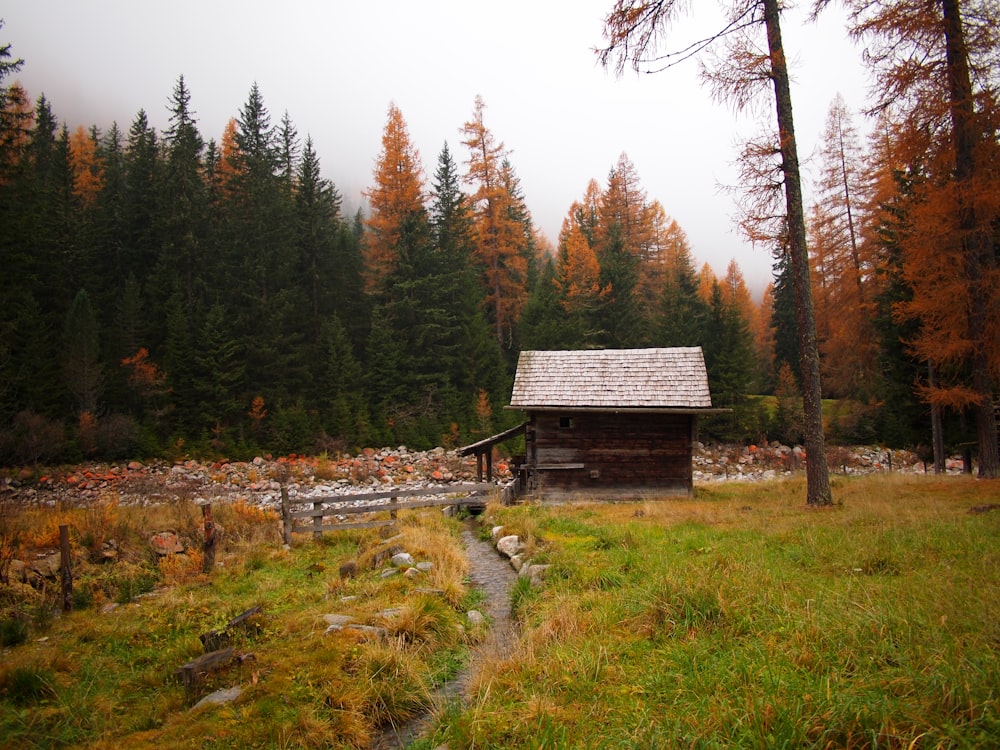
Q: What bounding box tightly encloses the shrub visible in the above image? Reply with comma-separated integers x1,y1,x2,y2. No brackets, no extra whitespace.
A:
0,665,55,705
96,413,141,459
0,615,29,647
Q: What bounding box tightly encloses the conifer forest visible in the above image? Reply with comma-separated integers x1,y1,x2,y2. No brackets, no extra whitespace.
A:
0,1,998,469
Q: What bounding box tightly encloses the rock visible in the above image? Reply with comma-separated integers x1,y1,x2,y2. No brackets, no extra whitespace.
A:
381,568,399,579
403,567,423,579
323,613,355,626
491,525,505,539
415,561,434,572
98,539,119,562
194,686,242,708
521,564,550,587
343,623,387,639
372,545,404,568
467,610,485,626
509,554,524,572
8,559,27,583
391,552,415,568
31,552,61,578
150,531,184,556
496,535,522,558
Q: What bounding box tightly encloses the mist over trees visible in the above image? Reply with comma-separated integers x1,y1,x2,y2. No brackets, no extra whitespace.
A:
1,2,997,467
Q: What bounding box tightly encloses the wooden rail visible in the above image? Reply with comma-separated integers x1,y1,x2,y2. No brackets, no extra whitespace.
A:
279,482,504,544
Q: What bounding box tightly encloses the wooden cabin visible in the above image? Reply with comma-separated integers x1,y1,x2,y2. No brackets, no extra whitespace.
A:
508,347,717,499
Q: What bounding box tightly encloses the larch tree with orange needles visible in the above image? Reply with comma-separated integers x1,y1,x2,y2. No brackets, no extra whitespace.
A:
838,0,999,476
363,103,426,296
599,0,833,504
555,218,609,345
68,125,104,209
461,96,530,349
0,81,32,185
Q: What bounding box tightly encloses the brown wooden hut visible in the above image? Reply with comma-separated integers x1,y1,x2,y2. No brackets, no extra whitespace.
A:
508,347,718,498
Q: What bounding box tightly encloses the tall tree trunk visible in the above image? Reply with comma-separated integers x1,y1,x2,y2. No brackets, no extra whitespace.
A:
763,0,833,505
941,0,998,478
928,360,946,473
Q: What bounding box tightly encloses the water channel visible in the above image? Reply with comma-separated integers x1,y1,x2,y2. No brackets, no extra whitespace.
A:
372,518,519,749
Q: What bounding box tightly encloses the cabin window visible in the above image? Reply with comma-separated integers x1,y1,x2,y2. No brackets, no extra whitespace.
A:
559,416,574,429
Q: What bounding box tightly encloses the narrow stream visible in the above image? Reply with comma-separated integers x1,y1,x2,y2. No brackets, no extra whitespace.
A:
373,518,518,749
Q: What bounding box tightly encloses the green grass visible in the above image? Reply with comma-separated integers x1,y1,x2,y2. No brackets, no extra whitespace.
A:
0,500,478,749
426,474,1000,749
3,474,999,748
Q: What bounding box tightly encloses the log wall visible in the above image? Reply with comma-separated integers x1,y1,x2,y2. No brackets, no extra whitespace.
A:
525,411,694,497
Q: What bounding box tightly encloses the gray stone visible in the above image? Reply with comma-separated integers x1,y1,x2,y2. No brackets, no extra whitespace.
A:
466,609,485,626
521,564,551,587
416,561,434,572
194,686,242,708
391,552,415,567
322,613,356,633
344,624,387,638
496,535,522,558
31,552,61,578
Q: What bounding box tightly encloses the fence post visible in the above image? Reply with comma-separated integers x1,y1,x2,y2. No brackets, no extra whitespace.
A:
280,485,292,546
201,504,216,574
59,524,73,612
313,499,323,540
390,492,398,520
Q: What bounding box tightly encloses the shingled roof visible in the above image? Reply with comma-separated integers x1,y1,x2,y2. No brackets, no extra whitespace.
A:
509,347,713,410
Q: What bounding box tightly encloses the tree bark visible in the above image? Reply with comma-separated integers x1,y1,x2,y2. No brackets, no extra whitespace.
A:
928,361,946,474
941,0,998,478
763,0,833,505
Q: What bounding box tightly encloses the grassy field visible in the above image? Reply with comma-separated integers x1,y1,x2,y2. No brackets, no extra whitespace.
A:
2,473,999,748
422,474,1000,749
0,497,484,749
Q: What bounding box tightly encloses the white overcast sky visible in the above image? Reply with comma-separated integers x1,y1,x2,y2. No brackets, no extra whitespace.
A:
3,1,871,296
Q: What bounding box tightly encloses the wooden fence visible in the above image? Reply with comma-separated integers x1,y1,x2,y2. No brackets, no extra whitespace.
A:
279,482,512,544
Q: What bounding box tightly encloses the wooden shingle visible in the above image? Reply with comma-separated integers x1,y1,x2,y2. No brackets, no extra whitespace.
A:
509,347,712,409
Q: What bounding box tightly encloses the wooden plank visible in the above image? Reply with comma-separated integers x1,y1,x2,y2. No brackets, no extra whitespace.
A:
200,605,263,651
534,463,585,470
287,493,493,519
177,647,234,693
283,482,492,507
291,521,395,533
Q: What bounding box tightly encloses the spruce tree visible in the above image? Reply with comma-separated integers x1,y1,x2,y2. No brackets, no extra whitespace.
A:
62,289,102,416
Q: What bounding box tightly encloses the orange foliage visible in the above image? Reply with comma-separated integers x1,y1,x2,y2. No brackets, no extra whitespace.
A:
462,96,530,346
363,102,426,293
121,348,166,390
0,81,33,184
555,220,607,314
215,118,241,198
68,125,104,207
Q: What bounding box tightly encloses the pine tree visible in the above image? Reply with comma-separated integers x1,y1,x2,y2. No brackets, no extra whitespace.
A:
156,76,206,311
63,289,102,416
594,222,643,348
655,223,707,347
519,258,570,350
192,302,245,437
294,135,342,345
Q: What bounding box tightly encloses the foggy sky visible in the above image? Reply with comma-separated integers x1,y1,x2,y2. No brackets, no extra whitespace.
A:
2,0,871,296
